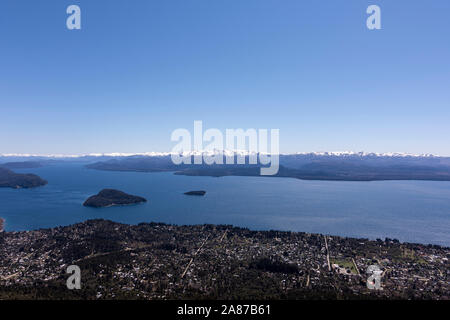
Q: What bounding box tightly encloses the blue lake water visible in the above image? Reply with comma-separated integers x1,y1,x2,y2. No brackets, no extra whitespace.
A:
0,163,449,246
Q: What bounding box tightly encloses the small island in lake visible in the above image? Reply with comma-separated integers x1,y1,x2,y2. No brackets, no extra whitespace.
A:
0,168,47,189
83,189,147,208
184,190,206,196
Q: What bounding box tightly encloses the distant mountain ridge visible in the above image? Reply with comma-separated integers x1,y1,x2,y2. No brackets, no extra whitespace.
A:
0,161,42,169
0,150,445,161
85,153,450,182
83,189,147,208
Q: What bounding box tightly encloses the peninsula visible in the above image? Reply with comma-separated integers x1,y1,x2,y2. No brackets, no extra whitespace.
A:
184,190,206,196
83,189,147,208
0,168,47,189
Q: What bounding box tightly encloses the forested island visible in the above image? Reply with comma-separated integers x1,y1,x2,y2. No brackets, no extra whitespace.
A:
83,189,147,208
0,168,47,189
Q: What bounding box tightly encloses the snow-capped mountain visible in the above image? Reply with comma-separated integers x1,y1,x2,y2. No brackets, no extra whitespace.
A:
0,150,442,160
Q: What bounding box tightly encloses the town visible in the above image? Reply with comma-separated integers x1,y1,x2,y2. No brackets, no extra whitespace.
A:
0,219,448,299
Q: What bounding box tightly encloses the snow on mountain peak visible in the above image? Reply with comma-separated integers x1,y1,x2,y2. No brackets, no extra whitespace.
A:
0,150,441,159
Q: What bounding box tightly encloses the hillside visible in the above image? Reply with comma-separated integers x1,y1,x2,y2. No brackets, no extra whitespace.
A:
86,154,450,181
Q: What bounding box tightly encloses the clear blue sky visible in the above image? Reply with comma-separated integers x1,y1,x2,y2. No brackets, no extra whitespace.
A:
1,0,449,155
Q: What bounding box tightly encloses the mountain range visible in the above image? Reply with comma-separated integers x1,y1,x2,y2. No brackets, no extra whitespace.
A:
2,151,450,182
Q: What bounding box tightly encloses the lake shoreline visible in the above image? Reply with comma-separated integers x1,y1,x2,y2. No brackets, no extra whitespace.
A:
0,217,4,232
1,218,448,249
